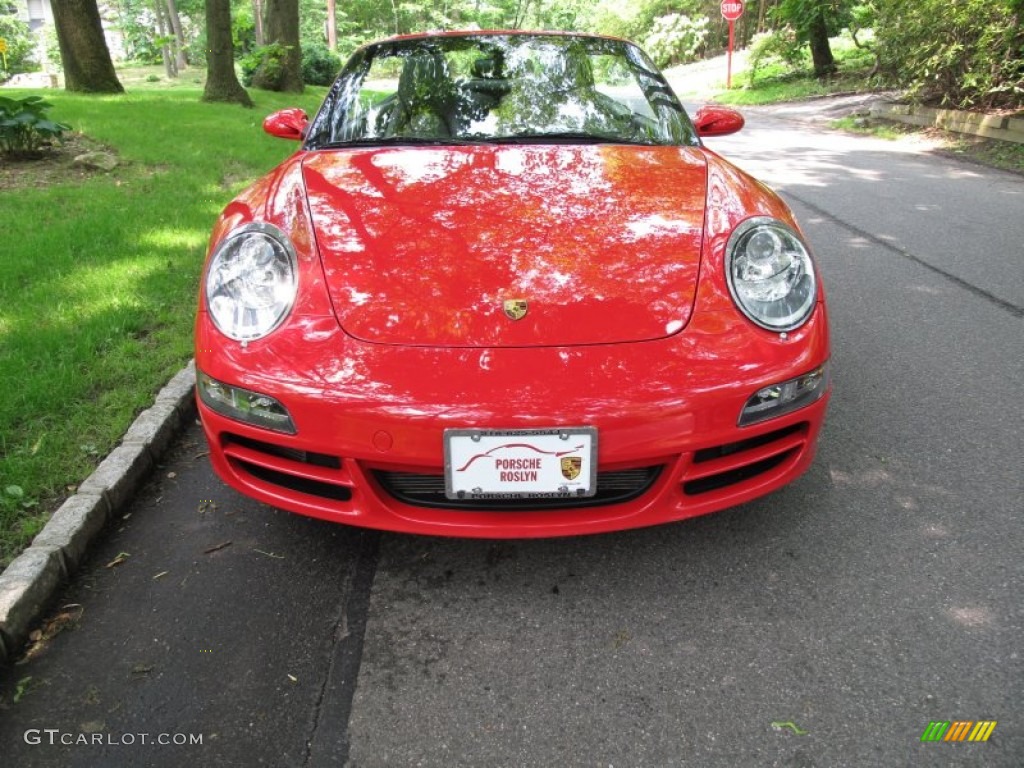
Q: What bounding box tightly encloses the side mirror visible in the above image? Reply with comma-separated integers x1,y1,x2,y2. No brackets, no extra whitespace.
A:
693,106,745,137
263,108,309,141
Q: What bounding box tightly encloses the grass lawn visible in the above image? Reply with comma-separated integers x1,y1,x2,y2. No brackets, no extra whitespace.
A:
0,78,326,566
712,34,878,106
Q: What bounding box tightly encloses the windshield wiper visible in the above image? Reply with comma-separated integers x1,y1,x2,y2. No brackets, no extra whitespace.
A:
317,136,490,149
500,132,659,146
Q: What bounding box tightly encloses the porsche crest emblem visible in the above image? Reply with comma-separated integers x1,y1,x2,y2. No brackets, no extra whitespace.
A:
560,456,582,481
503,299,528,321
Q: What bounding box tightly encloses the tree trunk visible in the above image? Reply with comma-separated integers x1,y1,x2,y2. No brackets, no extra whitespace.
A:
252,0,303,92
807,8,836,78
165,0,188,69
153,0,177,79
202,0,254,106
253,0,265,46
51,0,124,93
326,0,337,52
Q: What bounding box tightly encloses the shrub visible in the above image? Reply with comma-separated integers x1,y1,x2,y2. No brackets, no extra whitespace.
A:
302,44,341,86
874,0,1024,109
240,42,289,87
644,14,709,68
747,27,808,85
0,95,70,158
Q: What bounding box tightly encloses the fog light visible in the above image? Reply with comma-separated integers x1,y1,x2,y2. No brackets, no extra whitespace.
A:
739,362,830,426
197,371,296,434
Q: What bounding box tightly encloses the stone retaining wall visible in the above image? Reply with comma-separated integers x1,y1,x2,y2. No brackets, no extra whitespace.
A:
871,102,1024,145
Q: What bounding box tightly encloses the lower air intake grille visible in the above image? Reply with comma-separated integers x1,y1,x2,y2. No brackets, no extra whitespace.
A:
374,467,662,510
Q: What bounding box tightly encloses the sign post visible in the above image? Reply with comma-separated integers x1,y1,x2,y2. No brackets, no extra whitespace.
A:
720,0,744,89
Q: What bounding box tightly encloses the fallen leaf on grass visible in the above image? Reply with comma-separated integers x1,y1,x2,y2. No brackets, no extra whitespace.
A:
203,541,232,554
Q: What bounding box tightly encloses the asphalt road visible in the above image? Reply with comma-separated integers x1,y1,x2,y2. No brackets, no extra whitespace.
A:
1,105,1022,767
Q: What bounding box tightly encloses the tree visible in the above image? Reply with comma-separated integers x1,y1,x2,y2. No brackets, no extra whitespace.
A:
153,0,178,78
772,0,851,78
51,0,125,93
251,0,303,91
165,0,189,69
805,4,835,77
202,0,253,106
326,0,338,51
253,0,266,45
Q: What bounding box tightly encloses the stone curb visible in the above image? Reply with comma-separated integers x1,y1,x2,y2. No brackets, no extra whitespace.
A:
0,361,197,665
870,102,1024,145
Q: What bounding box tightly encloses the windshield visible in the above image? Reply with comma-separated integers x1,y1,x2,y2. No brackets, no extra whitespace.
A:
305,33,698,149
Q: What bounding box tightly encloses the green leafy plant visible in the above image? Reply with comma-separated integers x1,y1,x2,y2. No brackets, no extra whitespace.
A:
747,27,808,85
874,0,1024,108
301,44,342,87
240,42,290,88
644,13,709,68
0,96,71,158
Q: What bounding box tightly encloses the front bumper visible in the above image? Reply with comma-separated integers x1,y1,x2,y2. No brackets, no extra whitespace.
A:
195,304,830,538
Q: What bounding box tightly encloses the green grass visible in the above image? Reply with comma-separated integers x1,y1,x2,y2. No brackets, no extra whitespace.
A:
714,34,879,106
0,83,326,566
831,115,910,140
831,115,1024,174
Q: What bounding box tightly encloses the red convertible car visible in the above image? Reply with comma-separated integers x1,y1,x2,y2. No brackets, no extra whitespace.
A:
195,31,830,537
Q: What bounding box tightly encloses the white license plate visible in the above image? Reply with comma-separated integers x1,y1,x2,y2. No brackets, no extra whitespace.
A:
444,428,598,500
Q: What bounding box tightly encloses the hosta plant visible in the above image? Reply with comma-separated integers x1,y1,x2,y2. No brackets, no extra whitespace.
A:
0,95,71,159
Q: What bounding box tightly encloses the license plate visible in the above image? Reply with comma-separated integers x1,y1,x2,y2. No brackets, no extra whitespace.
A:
444,427,598,500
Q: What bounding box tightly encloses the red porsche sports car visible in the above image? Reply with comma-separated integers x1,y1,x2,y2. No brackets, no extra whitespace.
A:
195,30,830,538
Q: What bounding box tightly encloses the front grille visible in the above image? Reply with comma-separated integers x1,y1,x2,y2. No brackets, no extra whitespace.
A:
682,422,808,496
223,433,341,468
239,461,353,501
692,423,805,463
683,450,795,495
374,466,662,510
221,432,351,502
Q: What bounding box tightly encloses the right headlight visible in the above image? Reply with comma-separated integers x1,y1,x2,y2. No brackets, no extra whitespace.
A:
725,217,817,331
205,222,298,341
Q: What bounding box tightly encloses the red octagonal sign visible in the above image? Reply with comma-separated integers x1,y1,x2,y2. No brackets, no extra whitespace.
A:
721,0,744,21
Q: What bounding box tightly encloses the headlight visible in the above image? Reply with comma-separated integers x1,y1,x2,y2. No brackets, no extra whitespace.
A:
725,217,817,331
205,222,298,341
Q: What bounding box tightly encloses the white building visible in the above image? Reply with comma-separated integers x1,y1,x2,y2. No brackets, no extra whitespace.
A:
15,0,126,62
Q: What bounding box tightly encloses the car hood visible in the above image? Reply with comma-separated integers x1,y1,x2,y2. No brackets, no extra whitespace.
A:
301,144,708,347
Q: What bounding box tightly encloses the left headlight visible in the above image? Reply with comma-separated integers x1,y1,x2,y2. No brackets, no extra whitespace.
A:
205,222,298,341
725,217,817,331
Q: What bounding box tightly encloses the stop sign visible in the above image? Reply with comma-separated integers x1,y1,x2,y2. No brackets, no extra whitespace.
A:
721,0,744,21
